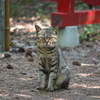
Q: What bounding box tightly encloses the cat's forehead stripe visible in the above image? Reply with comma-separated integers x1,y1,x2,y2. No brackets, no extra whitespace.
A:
37,28,57,38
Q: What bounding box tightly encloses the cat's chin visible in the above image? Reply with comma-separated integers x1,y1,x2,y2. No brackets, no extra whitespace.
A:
44,45,56,47
39,45,56,48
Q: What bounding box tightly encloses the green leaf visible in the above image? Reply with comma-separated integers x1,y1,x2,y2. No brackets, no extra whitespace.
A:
82,3,88,8
89,38,94,41
93,25,100,29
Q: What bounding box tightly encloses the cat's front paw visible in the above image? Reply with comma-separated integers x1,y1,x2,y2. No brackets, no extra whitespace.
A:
54,86,59,90
37,87,45,90
37,85,45,90
37,87,43,90
47,87,54,92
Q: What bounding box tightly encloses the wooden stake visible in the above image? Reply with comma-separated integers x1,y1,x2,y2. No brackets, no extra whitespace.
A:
5,0,10,51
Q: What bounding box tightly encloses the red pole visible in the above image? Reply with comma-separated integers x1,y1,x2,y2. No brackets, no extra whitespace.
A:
58,0,75,13
84,0,100,5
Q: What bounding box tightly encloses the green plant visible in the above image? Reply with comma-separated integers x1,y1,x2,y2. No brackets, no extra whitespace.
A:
80,24,100,41
21,0,34,2
10,0,34,17
75,1,88,10
36,8,43,16
36,7,47,19
10,4,19,16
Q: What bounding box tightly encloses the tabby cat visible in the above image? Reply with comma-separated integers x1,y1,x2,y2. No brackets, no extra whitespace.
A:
35,25,70,91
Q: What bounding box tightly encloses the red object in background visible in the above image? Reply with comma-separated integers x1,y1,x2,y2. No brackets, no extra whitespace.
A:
52,10,100,27
84,0,100,6
43,0,100,27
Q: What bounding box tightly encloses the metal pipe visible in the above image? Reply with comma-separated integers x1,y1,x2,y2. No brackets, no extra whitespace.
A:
5,0,10,51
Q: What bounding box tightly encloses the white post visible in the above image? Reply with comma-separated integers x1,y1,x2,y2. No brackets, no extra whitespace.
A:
58,26,79,47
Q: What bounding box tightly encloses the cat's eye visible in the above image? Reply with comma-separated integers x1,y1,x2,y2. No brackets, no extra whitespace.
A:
49,37,52,39
37,37,42,40
37,37,39,39
52,31,57,34
52,37,56,39
39,37,43,40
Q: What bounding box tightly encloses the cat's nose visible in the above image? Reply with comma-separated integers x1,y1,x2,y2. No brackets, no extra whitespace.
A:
45,40,48,43
45,41,49,45
45,39,49,43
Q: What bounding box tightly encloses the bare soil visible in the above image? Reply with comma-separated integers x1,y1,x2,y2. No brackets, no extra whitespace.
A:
0,17,100,100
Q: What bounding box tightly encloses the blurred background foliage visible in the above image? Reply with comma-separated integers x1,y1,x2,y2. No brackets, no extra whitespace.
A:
10,0,100,42
10,0,100,18
10,0,57,18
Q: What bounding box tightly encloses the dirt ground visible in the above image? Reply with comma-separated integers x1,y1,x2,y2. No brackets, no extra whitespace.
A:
0,17,100,100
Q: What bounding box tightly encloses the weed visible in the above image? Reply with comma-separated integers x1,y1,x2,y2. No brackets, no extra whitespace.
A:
80,24,100,41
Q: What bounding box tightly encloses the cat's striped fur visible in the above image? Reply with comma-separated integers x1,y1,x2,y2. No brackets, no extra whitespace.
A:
35,25,70,91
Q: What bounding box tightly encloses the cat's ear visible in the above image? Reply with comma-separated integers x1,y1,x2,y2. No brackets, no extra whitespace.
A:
35,25,42,32
54,26,59,31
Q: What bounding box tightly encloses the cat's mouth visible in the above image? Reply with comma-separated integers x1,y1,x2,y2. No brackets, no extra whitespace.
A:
45,42,48,46
44,44,56,47
38,42,56,47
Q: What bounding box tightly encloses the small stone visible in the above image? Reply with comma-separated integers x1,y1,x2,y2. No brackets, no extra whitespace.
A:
97,54,100,58
25,49,33,57
4,53,11,58
18,47,25,52
27,56,34,61
20,72,27,75
72,61,81,66
6,64,13,69
31,89,39,92
31,89,35,92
